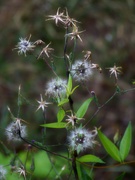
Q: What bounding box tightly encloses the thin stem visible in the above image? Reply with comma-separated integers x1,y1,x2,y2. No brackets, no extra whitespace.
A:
121,87,135,93
41,109,62,179
68,95,74,112
43,58,58,77
42,109,47,145
72,150,79,180
84,86,135,127
64,27,74,111
24,150,29,167
71,37,77,62
64,27,70,77
83,91,118,127
18,130,71,161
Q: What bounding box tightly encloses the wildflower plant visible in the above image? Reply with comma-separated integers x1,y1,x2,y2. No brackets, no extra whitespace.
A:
1,7,135,180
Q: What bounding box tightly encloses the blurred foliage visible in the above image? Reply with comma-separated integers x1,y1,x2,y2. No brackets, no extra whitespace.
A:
0,0,135,179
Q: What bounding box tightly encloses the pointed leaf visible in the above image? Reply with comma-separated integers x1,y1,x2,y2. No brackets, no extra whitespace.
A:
71,85,79,95
76,98,93,118
77,163,93,180
119,122,132,161
58,98,69,106
98,130,121,162
77,154,104,163
57,108,65,122
67,74,72,93
41,122,66,128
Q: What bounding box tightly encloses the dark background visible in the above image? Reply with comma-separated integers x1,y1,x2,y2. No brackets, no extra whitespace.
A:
0,0,135,179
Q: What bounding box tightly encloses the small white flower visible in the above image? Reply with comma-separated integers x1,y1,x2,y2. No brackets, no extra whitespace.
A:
36,94,52,111
107,64,122,80
46,8,65,25
0,165,7,180
16,165,26,180
37,42,54,59
71,60,93,82
63,8,80,27
14,36,35,56
65,26,84,42
68,128,97,153
45,78,67,98
66,112,84,127
6,120,27,142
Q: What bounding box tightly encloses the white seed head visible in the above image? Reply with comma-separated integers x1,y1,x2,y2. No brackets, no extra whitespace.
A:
71,60,93,82
6,121,27,142
0,165,7,180
15,37,35,56
68,128,97,153
45,78,67,98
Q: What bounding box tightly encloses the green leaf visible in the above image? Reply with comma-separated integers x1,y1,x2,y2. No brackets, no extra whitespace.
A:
67,74,72,93
119,122,132,161
66,74,79,96
98,130,121,162
58,98,69,106
57,108,65,122
71,85,79,95
77,154,104,163
77,163,92,180
76,98,93,118
41,122,66,128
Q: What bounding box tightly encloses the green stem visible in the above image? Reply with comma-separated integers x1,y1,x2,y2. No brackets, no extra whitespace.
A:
72,150,79,180
83,86,135,127
64,27,69,77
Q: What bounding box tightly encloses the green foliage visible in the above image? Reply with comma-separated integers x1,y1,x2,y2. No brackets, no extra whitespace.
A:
76,97,93,118
98,122,132,162
57,108,65,122
66,74,79,97
119,122,132,161
77,162,93,180
41,122,66,128
98,129,121,162
77,154,104,164
58,98,69,106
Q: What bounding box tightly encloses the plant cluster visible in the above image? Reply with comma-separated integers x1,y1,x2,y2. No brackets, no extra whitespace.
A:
0,8,135,180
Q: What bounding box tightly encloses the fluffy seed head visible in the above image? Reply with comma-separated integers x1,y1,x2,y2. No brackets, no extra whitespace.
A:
68,128,97,153
6,121,27,142
71,60,93,82
14,36,35,56
45,78,67,98
0,165,7,180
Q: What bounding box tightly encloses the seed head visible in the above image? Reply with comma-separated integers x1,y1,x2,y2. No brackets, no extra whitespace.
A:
6,120,27,142
68,128,97,154
14,35,35,56
71,60,93,82
0,165,7,180
45,78,67,98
